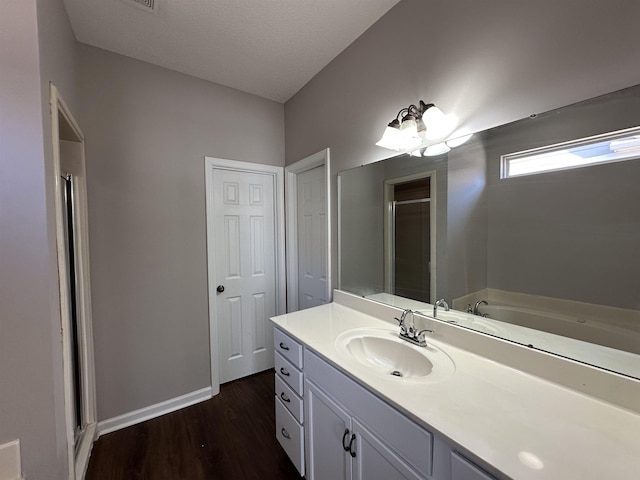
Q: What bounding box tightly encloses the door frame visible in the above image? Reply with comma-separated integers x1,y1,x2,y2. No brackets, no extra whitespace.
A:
50,84,97,480
205,157,286,395
383,171,437,303
284,149,331,312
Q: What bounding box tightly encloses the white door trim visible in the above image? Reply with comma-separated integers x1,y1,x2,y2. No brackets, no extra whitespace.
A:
383,171,437,303
285,149,331,312
205,157,286,395
50,84,97,480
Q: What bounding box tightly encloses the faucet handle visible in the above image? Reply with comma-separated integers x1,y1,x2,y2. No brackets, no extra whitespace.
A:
394,314,408,335
416,329,434,344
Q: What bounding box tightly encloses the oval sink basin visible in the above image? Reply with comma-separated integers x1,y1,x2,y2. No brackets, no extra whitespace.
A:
335,328,455,382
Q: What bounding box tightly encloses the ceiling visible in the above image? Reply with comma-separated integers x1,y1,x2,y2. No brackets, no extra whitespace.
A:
62,0,400,103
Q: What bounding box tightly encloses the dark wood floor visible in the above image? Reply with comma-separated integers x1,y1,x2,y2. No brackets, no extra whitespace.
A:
85,369,302,480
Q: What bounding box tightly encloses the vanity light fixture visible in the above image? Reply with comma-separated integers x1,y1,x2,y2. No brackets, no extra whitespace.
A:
376,101,449,152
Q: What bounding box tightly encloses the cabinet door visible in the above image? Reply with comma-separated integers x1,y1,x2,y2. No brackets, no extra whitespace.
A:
451,452,498,480
352,419,426,480
305,380,352,480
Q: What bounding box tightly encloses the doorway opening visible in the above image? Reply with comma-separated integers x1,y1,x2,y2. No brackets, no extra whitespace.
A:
384,173,436,303
50,84,97,478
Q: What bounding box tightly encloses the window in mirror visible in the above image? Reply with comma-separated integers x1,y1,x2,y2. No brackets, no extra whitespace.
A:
501,125,640,178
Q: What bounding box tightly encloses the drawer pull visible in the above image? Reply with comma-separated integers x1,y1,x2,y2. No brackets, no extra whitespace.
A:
348,433,357,458
279,342,290,351
280,367,290,377
281,427,291,440
342,428,350,451
280,392,291,403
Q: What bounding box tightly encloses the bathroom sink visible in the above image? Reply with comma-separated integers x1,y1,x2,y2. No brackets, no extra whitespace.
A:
335,328,455,382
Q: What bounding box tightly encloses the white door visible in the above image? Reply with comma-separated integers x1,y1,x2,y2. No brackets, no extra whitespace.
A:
305,381,352,480
285,149,331,312
211,167,278,384
296,165,328,309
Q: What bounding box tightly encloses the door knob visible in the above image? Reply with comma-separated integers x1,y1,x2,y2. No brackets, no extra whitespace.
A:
216,285,225,293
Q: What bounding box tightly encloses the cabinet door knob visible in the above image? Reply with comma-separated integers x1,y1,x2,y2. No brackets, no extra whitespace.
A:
279,342,290,351
342,429,351,451
281,428,291,440
279,367,290,377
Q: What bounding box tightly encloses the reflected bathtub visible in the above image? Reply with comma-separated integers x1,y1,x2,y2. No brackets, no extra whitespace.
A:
478,304,640,355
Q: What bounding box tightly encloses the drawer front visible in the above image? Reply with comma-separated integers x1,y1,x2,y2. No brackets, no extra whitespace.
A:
276,396,305,475
451,452,498,480
274,328,303,368
275,374,304,423
275,352,304,396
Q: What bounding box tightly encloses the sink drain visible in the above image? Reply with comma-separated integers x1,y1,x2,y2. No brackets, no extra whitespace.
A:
391,370,403,377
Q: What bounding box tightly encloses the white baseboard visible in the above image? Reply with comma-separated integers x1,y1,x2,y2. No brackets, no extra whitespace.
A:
97,386,212,437
0,440,23,480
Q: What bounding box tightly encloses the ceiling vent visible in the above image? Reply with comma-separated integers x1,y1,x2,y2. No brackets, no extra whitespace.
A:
120,0,159,14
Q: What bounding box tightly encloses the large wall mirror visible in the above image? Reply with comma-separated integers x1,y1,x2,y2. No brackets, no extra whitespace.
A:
339,84,640,379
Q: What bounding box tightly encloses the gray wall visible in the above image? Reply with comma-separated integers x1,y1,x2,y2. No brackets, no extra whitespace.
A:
285,0,640,290
77,45,285,421
0,0,77,478
485,86,640,309
339,161,386,295
446,136,488,301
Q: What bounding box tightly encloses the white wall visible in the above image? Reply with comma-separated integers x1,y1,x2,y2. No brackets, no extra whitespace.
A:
77,45,285,421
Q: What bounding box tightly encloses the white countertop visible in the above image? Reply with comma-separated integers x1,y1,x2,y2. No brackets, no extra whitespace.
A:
366,292,640,378
271,300,640,480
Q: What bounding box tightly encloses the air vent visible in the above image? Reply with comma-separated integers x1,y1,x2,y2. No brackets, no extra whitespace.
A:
120,0,159,14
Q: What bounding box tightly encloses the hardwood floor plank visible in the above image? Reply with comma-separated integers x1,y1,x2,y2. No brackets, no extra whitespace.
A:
85,370,302,480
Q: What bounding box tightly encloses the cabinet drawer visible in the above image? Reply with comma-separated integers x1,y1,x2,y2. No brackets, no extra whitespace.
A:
275,352,304,396
274,328,303,368
275,374,304,423
276,396,305,475
451,452,498,480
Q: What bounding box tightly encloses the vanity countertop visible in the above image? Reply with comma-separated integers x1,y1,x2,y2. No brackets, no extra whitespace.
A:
271,299,640,480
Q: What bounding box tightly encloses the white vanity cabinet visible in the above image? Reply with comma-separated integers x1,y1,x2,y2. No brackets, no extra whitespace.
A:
272,325,501,480
304,349,433,480
274,328,305,475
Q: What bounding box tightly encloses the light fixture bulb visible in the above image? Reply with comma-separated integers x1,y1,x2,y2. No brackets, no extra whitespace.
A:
399,118,418,136
424,143,451,156
422,107,457,140
376,124,402,150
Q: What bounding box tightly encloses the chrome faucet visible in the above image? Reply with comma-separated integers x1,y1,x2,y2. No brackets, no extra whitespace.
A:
473,300,488,316
394,309,432,347
433,298,449,317
394,309,411,336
